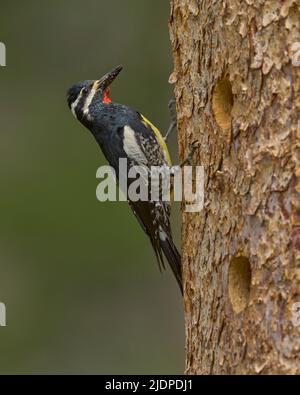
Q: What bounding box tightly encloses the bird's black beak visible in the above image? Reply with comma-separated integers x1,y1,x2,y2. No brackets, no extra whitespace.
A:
95,65,123,91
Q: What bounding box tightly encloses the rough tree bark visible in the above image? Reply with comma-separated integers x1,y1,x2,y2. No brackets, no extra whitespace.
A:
169,0,300,374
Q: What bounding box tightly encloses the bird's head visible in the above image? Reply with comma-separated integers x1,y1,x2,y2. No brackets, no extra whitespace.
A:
67,65,123,125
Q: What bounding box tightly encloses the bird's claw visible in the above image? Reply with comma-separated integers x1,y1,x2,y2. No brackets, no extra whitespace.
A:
180,140,200,167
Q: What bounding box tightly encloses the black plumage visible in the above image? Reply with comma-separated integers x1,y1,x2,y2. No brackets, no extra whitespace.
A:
67,66,182,293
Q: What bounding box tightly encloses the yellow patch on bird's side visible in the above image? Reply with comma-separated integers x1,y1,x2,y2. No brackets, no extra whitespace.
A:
141,114,172,166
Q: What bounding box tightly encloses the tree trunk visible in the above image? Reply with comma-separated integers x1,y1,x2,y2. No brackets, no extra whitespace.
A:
169,0,300,374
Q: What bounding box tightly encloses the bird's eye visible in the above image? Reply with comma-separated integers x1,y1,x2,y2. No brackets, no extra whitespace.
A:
83,87,89,94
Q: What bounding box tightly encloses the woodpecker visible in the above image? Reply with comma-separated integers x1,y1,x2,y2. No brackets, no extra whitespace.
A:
67,65,182,293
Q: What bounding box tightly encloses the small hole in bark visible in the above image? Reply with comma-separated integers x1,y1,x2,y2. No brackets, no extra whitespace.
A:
228,256,251,314
212,78,233,130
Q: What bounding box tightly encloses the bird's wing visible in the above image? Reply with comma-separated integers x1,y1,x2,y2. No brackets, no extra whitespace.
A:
138,113,172,166
108,114,182,291
118,115,179,277
120,116,172,212
121,112,171,167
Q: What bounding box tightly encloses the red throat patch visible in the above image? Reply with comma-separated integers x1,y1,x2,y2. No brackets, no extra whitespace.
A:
103,89,112,104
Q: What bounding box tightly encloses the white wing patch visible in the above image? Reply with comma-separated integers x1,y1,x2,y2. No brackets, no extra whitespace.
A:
159,225,167,241
123,125,148,165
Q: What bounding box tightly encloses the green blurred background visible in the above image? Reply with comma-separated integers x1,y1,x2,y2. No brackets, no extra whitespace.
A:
0,0,184,374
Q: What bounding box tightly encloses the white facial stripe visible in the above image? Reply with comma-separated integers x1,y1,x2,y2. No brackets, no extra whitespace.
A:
83,81,98,119
123,125,148,165
71,89,83,119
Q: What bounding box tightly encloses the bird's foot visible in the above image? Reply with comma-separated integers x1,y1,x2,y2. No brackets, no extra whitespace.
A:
180,140,200,167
